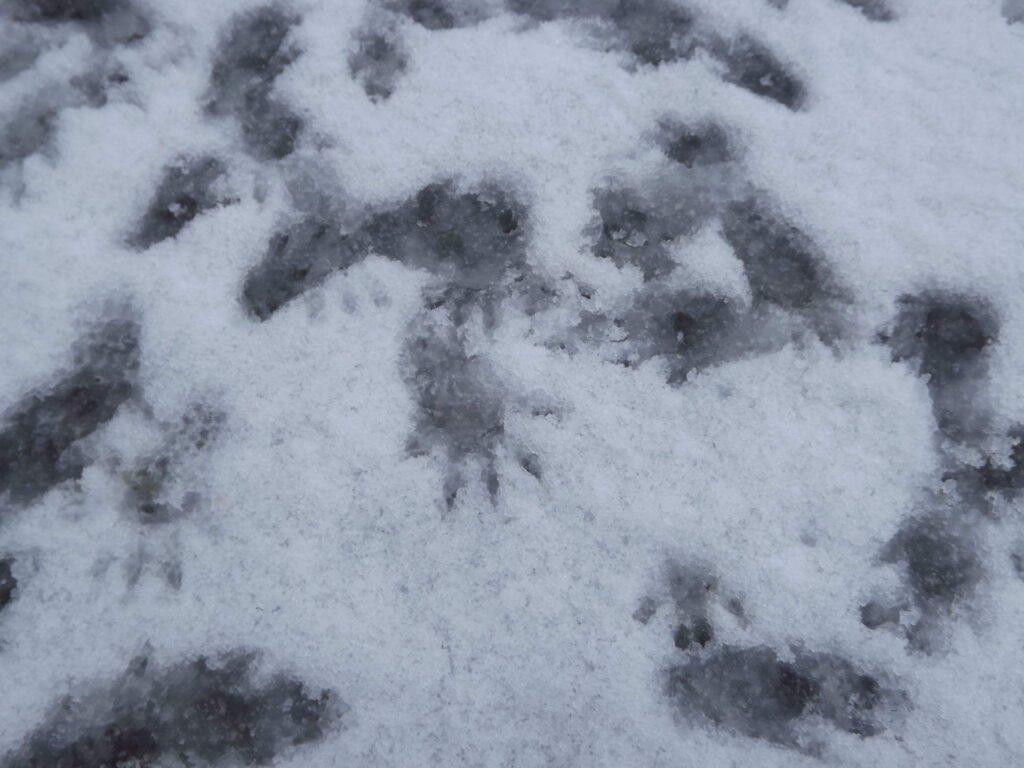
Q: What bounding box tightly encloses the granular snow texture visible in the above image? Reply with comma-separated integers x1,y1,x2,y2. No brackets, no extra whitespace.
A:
1,0,1024,766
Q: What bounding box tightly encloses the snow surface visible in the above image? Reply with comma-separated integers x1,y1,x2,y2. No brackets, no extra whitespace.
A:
1,0,1023,765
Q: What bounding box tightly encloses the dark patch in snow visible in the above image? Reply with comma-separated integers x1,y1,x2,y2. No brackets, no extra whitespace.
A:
349,23,408,101
123,403,225,524
0,315,140,507
128,157,230,250
659,121,733,168
837,0,896,22
243,181,527,322
859,600,902,629
207,6,303,160
3,650,340,767
392,0,460,29
1006,0,1024,24
713,34,805,110
590,182,723,281
1,65,128,170
403,311,506,507
667,645,892,745
509,0,698,66
721,197,840,316
978,427,1024,496
0,558,16,613
10,0,118,22
884,292,998,441
883,514,982,610
7,0,149,44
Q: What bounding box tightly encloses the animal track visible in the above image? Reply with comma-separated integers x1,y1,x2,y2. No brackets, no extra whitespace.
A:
0,65,124,171
577,141,845,383
883,293,998,442
389,0,483,29
1006,0,1024,24
863,292,1009,651
404,311,507,506
770,0,895,21
667,646,891,746
667,563,722,649
2,1,1019,762
578,289,781,383
128,157,231,250
0,36,39,84
508,1,806,108
4,0,149,46
859,600,903,630
883,513,981,606
243,181,527,322
510,0,698,66
207,6,303,160
837,0,896,21
0,103,57,169
243,179,536,504
9,0,120,22
2,650,340,767
865,508,984,652
122,403,225,524
590,186,695,281
864,512,983,655
977,426,1024,497
658,120,733,169
670,649,817,743
601,0,698,67
657,564,897,748
242,214,352,321
349,21,409,101
721,197,844,321
0,558,16,614
713,34,805,110
0,314,140,508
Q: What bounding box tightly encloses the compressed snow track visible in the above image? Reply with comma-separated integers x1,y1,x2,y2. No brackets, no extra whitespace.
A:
1,0,1023,766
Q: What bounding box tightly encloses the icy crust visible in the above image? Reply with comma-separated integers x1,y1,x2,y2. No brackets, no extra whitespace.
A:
1,0,1024,766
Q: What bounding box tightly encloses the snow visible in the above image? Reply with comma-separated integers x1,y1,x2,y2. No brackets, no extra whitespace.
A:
1,0,1023,765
